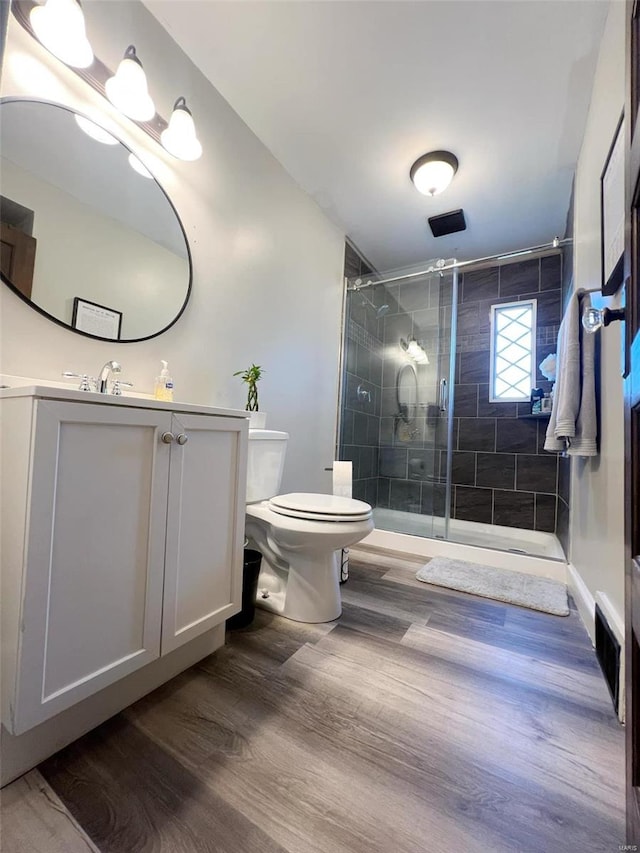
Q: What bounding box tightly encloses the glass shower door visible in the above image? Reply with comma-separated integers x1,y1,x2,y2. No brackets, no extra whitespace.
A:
339,260,457,540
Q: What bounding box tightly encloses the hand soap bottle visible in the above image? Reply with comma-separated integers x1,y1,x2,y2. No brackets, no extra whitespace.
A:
154,360,174,402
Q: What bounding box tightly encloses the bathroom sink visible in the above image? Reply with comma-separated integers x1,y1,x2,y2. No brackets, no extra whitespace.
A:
0,374,152,400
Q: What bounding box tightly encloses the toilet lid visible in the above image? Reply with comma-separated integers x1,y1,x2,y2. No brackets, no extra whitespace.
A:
268,492,372,522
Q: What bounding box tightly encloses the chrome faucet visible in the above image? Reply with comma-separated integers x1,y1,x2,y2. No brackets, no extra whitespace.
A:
97,360,121,394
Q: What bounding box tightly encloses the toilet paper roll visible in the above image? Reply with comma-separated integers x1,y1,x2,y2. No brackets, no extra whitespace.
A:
332,460,352,498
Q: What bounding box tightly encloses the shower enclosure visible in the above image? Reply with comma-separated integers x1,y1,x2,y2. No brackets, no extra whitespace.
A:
339,252,567,562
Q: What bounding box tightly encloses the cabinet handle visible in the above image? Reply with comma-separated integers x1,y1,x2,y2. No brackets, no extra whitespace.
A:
176,433,188,445
161,431,175,444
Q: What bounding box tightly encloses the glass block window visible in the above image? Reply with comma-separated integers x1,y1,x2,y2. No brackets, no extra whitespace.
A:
489,299,537,402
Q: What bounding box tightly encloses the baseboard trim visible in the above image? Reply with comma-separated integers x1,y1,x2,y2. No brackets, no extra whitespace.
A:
595,591,626,724
566,562,596,645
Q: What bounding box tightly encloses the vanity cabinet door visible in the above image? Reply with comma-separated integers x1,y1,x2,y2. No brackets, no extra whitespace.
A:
9,400,172,734
161,413,248,654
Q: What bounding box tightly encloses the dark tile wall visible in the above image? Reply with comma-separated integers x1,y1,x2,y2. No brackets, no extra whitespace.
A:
340,243,381,505
450,253,565,534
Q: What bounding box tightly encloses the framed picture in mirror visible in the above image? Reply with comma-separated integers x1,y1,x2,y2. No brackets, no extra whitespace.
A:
72,298,122,340
601,113,624,295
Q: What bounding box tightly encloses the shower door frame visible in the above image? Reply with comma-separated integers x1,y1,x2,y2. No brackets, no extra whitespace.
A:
441,265,459,542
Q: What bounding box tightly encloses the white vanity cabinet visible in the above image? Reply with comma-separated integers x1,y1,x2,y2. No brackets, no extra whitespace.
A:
1,392,247,736
162,411,247,654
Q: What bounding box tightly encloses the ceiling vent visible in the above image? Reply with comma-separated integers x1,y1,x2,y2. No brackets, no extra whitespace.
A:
428,209,466,238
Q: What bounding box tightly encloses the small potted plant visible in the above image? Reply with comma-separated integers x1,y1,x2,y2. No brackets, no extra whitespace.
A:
234,363,266,427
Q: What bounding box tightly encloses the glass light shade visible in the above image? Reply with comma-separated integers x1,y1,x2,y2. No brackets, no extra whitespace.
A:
410,151,458,197
30,0,93,68
406,340,422,358
405,338,429,364
128,153,153,178
412,160,455,196
75,115,118,145
105,48,155,122
161,99,202,161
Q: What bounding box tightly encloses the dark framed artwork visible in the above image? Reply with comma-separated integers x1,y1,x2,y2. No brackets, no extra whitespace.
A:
601,113,625,295
72,297,122,340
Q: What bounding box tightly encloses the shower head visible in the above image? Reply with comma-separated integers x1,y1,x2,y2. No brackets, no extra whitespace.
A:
359,291,390,319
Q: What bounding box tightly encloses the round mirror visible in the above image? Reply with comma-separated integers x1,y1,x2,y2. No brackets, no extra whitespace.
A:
397,363,418,423
0,99,191,342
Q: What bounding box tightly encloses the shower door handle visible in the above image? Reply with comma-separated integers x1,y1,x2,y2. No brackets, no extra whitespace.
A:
439,378,448,412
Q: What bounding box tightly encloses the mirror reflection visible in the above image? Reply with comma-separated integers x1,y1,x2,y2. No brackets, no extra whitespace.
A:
0,99,191,341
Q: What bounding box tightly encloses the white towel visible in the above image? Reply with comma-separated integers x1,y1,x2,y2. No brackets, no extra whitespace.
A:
544,291,597,457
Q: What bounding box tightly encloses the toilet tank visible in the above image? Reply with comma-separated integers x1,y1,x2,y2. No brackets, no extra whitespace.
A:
246,429,289,502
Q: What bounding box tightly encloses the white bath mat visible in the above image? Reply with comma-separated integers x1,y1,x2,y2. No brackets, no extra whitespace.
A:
416,557,569,616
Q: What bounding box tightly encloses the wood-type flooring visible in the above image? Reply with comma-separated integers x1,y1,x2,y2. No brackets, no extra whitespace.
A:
1,546,626,852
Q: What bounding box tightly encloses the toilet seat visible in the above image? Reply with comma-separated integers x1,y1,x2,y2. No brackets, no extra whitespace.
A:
267,492,372,523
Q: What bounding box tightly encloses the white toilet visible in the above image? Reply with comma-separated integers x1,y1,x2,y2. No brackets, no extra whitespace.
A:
245,429,374,623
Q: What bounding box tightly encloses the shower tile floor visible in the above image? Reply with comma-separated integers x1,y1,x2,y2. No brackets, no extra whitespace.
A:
3,547,623,852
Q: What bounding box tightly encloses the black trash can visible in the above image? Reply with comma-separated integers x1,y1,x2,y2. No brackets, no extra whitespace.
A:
226,549,262,630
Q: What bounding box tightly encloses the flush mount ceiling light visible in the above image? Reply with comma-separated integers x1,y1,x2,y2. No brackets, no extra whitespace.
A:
410,150,459,197
74,114,118,145
161,97,202,161
105,45,155,122
30,0,93,68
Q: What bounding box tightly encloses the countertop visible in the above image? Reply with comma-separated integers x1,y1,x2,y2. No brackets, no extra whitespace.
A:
0,375,248,419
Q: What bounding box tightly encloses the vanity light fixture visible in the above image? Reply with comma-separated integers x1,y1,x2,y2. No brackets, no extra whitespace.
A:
161,97,203,161
105,45,155,122
29,0,93,68
128,153,153,179
401,337,429,365
74,114,118,145
410,150,459,197
13,4,204,163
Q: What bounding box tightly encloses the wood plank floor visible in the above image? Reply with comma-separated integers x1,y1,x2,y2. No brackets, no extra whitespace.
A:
0,770,99,853
4,546,626,852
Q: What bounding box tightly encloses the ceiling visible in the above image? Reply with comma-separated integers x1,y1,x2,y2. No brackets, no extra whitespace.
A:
143,0,609,273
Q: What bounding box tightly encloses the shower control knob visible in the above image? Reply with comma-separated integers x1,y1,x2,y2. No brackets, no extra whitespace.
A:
176,433,188,445
161,431,175,444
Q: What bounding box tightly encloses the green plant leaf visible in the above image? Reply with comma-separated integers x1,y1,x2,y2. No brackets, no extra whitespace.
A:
234,364,264,410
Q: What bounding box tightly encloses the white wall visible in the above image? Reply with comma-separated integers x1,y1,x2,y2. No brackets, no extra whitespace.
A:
0,3,345,493
570,0,625,641
2,157,188,340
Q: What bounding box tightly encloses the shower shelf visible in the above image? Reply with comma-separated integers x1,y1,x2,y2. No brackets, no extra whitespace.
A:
518,412,551,419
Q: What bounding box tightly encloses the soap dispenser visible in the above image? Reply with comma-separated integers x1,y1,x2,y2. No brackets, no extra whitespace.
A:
154,360,174,402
